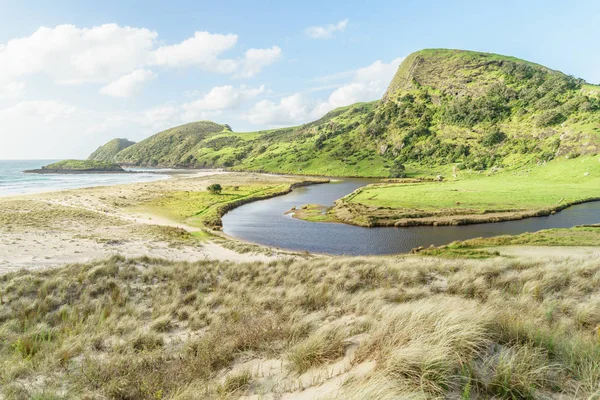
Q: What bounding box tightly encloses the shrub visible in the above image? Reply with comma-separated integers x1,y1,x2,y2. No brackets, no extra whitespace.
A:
207,184,222,195
481,128,507,147
536,110,566,127
389,159,406,178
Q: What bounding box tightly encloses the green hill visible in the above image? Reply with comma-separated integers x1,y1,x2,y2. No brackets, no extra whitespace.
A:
100,49,600,176
372,49,600,171
114,121,229,167
25,160,126,174
88,138,135,162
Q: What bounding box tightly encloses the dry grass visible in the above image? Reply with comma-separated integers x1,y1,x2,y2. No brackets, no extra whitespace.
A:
1,255,600,399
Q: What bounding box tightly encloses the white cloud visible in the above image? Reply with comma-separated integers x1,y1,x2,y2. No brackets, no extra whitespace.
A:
0,100,90,159
354,58,404,83
319,57,404,110
0,82,25,99
0,24,157,85
244,94,314,126
151,32,281,77
0,24,281,90
244,57,404,126
0,100,76,122
99,69,156,97
151,31,238,72
304,19,348,39
143,105,178,125
181,85,265,120
234,46,282,78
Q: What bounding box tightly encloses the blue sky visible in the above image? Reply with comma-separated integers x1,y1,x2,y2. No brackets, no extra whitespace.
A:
0,0,598,159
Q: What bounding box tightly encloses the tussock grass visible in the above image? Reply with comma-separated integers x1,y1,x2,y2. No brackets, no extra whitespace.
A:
1,255,600,398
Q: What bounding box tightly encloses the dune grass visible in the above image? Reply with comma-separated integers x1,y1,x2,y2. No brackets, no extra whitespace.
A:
2,255,600,398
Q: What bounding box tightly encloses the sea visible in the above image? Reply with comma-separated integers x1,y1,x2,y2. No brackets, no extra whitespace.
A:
0,160,169,197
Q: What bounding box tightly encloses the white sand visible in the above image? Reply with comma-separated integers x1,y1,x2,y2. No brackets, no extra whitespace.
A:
0,171,303,274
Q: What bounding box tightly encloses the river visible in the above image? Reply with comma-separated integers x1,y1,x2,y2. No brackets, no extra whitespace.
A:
222,178,600,255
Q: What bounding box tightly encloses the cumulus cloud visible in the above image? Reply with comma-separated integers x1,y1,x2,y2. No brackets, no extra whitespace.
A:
244,57,404,126
317,57,404,110
0,24,157,85
99,69,156,97
181,85,265,120
142,105,179,125
243,94,314,126
0,24,282,89
304,19,348,39
234,46,282,78
151,31,238,72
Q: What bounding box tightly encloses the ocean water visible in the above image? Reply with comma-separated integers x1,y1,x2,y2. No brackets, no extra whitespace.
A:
0,160,169,197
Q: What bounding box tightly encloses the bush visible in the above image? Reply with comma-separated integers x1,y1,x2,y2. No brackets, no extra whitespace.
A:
481,128,507,147
536,110,566,127
389,159,406,178
207,184,222,195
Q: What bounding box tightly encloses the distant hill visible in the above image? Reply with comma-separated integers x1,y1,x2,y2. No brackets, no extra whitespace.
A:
114,121,228,167
94,49,600,177
88,138,135,162
25,160,126,174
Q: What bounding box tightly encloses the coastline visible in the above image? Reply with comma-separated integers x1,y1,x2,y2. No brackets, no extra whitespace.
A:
0,171,319,274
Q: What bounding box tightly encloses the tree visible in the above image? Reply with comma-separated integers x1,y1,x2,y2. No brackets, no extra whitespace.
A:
481,128,507,147
389,159,406,178
207,184,222,195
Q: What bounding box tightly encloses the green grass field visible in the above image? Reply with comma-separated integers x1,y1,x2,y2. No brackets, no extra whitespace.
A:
135,183,293,228
347,155,600,212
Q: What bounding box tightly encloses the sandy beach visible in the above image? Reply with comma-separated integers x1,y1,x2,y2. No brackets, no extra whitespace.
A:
0,170,309,274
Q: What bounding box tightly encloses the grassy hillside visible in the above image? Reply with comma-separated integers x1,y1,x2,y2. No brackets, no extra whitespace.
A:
114,121,229,167
88,138,135,162
371,49,600,172
40,160,124,172
100,49,600,177
111,103,390,176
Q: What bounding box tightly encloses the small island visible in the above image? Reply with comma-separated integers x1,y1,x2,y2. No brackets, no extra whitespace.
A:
24,159,130,174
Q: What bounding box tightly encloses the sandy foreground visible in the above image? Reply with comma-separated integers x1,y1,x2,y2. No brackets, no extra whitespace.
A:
0,170,307,274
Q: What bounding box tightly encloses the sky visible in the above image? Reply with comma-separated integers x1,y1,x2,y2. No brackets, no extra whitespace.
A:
0,0,598,159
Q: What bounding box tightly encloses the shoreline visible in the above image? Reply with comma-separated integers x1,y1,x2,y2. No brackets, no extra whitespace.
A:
0,169,227,199
332,197,600,228
0,171,310,273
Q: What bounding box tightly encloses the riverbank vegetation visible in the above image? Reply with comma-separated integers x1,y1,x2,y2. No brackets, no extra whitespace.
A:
285,203,340,223
135,178,327,229
416,226,600,259
2,255,600,399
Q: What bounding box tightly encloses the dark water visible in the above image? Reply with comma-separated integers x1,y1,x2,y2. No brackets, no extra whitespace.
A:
222,178,600,255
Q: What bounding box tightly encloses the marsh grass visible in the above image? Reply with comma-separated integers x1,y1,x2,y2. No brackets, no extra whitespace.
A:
1,255,600,399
